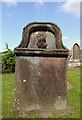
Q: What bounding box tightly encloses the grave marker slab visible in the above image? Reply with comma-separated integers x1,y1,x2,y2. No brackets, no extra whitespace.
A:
14,22,69,117
73,43,80,60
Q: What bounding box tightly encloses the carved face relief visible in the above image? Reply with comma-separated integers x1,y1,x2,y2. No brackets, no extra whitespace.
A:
37,34,47,49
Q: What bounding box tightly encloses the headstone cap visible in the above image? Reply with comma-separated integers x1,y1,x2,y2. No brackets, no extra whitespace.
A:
14,22,69,57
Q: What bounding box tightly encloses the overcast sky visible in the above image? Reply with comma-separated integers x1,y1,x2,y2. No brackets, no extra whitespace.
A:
0,0,81,52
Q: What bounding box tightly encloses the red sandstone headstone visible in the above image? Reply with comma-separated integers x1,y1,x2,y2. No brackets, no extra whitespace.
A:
14,22,69,117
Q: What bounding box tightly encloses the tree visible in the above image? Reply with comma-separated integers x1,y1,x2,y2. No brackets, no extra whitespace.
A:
5,43,9,50
2,50,15,73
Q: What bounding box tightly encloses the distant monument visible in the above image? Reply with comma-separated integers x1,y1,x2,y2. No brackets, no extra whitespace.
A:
73,43,80,60
68,43,81,67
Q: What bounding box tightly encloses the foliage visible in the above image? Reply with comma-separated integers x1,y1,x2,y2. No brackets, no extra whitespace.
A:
1,50,15,73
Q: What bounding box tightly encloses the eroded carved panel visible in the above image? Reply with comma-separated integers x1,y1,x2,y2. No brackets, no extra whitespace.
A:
28,31,56,49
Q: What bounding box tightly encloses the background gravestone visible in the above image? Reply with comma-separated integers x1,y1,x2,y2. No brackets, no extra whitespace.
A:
14,22,69,117
68,43,81,68
73,43,80,60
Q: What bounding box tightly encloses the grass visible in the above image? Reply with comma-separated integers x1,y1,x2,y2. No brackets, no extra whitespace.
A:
51,68,80,118
0,67,80,118
66,68,80,118
2,74,18,118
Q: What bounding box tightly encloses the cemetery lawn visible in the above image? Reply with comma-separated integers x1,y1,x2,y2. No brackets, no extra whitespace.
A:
1,67,80,118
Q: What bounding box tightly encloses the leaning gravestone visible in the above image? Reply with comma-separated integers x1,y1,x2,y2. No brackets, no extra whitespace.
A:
14,22,69,117
73,43,80,60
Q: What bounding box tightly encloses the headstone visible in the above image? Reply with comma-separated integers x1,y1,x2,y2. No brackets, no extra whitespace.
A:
73,43,80,60
14,22,69,117
68,43,81,67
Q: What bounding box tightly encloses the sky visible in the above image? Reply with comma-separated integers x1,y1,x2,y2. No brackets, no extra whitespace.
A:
0,0,81,52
